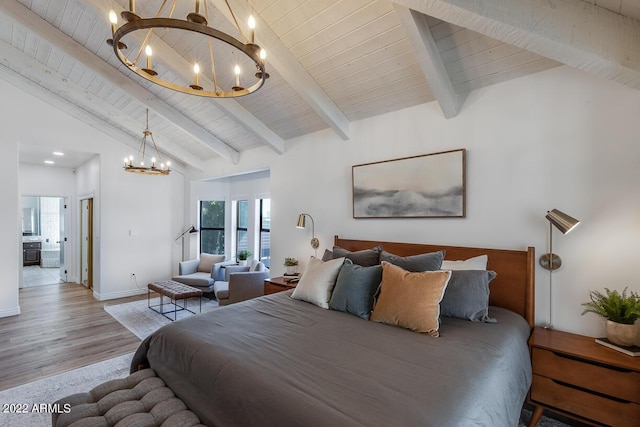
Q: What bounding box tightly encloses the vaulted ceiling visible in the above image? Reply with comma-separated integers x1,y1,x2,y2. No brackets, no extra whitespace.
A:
3,0,639,171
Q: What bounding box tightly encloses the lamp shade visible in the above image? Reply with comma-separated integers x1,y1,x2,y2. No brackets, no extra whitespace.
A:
546,209,580,234
296,214,306,229
188,225,198,233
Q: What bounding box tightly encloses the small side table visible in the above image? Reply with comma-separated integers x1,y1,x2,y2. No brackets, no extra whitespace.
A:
528,327,640,426
264,276,298,295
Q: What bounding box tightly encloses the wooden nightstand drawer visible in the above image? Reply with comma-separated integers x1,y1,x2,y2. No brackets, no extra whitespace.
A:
264,282,287,295
532,347,640,403
264,277,297,295
531,375,640,426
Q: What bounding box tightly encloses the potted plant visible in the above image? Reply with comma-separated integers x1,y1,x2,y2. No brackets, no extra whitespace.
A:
581,287,640,346
236,250,252,266
284,257,299,275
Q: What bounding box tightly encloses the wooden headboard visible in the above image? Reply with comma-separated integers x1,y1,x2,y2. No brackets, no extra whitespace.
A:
334,236,536,328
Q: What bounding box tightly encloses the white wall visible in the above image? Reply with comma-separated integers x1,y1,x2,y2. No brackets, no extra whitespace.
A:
192,65,640,341
0,140,20,317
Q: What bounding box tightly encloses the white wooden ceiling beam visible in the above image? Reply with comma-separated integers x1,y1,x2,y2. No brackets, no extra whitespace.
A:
209,0,351,140
82,0,285,155
0,38,205,171
393,4,464,118
0,0,240,164
392,0,640,89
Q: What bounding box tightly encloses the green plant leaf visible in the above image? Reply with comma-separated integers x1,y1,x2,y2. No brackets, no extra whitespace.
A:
581,287,640,324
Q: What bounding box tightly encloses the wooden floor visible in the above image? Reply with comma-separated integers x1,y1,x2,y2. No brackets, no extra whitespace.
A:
0,283,146,391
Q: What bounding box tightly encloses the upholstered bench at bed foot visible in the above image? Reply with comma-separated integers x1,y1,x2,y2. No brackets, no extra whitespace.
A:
51,368,205,427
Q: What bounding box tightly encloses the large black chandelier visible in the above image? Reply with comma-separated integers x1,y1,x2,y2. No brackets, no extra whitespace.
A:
107,0,269,98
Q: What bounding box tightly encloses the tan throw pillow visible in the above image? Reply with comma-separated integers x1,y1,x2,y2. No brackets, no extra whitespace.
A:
291,257,345,309
371,262,451,336
198,253,226,273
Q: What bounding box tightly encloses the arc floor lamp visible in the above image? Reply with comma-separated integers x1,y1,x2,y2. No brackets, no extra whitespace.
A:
539,209,580,328
176,225,198,261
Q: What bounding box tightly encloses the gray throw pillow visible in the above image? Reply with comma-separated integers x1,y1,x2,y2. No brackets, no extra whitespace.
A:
321,249,333,262
329,260,383,320
331,245,382,266
380,250,444,272
440,270,497,322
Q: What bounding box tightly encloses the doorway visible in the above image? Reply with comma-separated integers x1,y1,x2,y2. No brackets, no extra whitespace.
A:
20,195,69,288
80,198,93,289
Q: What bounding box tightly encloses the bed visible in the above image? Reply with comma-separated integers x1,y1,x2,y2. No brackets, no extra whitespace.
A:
131,237,536,427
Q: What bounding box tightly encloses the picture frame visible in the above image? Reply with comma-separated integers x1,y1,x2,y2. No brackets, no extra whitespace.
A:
352,149,466,218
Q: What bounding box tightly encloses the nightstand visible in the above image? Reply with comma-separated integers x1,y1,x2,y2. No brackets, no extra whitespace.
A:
528,327,640,427
264,276,298,295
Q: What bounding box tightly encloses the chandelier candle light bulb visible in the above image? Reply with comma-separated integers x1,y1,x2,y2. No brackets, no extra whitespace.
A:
233,65,242,90
109,10,117,34
145,46,152,68
191,63,202,90
248,15,256,44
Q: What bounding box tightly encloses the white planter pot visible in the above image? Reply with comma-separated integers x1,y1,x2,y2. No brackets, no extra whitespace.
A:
606,319,637,346
285,265,298,275
238,260,247,266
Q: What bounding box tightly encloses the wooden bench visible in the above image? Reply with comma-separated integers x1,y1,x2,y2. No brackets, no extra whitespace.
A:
148,280,203,321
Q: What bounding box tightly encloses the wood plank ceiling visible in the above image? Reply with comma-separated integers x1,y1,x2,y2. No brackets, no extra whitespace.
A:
1,0,638,171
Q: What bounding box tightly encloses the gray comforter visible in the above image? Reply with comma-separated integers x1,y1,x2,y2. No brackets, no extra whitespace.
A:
131,291,532,427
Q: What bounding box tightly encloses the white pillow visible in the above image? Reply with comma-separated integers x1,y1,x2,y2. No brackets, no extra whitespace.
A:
441,255,487,270
291,257,345,309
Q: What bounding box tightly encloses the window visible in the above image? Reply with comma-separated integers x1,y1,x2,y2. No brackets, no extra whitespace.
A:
259,198,270,267
200,200,225,254
236,200,249,254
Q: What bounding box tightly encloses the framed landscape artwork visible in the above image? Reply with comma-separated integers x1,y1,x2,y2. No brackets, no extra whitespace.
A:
352,149,466,218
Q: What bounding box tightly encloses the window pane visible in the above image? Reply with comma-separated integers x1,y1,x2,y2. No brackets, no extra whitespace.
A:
259,198,270,267
201,230,224,254
260,231,270,267
237,230,248,253
201,201,225,228
261,199,270,230
237,200,249,228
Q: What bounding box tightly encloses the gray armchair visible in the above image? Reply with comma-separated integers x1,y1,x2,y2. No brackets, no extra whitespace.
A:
213,261,269,305
172,254,234,295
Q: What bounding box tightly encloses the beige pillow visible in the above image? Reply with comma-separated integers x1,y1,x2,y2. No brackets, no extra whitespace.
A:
291,257,345,309
198,253,226,273
371,262,451,336
441,255,487,270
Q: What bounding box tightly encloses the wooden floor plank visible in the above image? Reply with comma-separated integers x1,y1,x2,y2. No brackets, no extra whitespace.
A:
0,283,145,391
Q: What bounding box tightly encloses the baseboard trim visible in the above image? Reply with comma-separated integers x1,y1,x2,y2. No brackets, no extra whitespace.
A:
0,305,21,318
94,288,146,301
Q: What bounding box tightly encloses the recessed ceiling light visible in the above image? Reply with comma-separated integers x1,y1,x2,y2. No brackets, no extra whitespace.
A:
53,151,64,156
44,160,54,165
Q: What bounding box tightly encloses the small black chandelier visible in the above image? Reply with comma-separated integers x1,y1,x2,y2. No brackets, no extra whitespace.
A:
124,109,171,175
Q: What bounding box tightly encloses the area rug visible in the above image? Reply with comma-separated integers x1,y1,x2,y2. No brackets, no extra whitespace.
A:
0,350,567,427
0,353,132,427
104,296,219,340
